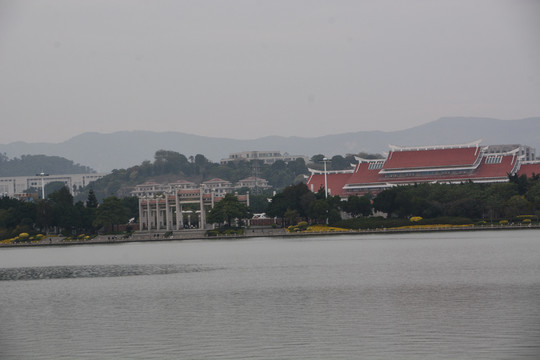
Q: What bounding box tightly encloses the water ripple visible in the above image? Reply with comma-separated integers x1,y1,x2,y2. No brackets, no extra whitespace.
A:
0,264,219,281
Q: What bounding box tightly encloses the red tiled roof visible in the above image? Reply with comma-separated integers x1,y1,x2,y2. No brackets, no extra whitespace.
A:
306,172,353,197
471,155,516,179
315,154,518,195
178,189,201,194
347,162,386,185
204,178,229,183
383,147,481,170
138,181,161,186
517,163,540,178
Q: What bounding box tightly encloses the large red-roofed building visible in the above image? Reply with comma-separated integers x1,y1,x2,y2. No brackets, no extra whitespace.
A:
306,141,540,197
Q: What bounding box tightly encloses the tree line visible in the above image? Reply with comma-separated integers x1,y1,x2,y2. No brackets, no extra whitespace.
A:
265,174,540,228
80,150,383,202
265,183,372,226
0,188,138,240
372,174,540,221
2,174,539,240
84,150,310,201
0,153,94,177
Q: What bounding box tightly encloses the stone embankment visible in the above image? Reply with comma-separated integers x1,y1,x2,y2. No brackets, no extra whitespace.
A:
1,224,539,248
0,228,288,247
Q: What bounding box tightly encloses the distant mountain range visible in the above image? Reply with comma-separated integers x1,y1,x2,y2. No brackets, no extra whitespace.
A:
0,117,538,173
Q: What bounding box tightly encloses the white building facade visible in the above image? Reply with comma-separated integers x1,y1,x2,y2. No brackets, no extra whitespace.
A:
0,173,109,198
220,151,309,165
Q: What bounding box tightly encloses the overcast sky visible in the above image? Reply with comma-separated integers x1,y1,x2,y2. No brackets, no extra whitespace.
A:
1,0,539,144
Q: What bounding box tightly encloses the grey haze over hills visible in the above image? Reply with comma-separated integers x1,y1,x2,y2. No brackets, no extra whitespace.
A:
0,117,538,173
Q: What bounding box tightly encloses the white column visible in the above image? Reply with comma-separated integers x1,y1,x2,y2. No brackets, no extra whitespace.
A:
165,195,171,230
138,198,143,230
156,198,161,231
199,188,206,229
175,191,182,230
146,198,151,231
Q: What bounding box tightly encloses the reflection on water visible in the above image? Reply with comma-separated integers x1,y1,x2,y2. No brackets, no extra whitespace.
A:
0,231,539,359
0,264,218,281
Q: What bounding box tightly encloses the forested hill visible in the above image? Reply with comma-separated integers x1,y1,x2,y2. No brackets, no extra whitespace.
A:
0,117,538,172
0,154,95,176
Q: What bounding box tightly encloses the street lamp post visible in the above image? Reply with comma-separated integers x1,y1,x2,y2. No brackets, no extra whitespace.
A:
322,158,329,199
321,158,331,225
36,172,49,199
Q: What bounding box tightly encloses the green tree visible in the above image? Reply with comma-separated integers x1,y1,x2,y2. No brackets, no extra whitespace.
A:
328,208,342,225
508,174,529,195
44,181,66,198
248,193,272,213
373,188,398,216
284,208,300,225
343,195,372,217
356,152,384,159
122,196,140,222
207,194,251,227
86,189,98,208
330,155,351,170
287,157,308,175
154,150,190,175
48,186,76,233
504,195,530,218
94,196,129,232
526,182,540,210
194,154,212,177
35,199,54,233
266,192,288,223
310,154,325,163
308,199,329,224
267,183,308,219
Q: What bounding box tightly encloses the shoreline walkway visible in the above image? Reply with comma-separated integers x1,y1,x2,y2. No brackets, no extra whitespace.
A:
1,224,539,248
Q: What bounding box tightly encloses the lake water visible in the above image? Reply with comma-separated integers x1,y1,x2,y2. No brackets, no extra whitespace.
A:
1,230,539,359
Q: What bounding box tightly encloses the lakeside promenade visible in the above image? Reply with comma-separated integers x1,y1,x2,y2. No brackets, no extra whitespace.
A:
1,224,539,248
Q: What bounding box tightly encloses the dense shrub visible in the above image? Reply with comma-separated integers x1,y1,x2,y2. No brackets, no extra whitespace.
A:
334,217,410,230
297,221,309,230
335,216,474,230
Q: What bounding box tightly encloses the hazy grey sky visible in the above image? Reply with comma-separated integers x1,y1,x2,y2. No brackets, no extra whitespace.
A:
1,0,539,144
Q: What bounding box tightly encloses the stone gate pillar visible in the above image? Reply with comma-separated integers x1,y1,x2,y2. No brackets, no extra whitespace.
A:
199,188,206,229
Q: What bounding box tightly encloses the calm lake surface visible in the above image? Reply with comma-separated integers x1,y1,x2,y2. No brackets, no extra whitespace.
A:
1,230,539,359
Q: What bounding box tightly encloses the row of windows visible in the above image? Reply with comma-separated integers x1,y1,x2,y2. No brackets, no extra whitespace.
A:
485,155,502,164
368,161,385,170
384,170,471,178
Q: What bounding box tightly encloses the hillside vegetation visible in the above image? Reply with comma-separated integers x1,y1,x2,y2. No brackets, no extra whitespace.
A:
82,150,309,201
80,150,374,202
1,117,537,172
0,153,94,176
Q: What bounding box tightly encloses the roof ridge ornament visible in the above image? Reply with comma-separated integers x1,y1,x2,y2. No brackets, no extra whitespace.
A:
354,156,386,163
388,139,483,152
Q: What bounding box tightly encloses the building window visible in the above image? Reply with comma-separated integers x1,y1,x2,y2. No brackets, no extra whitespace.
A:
368,161,384,170
485,155,502,164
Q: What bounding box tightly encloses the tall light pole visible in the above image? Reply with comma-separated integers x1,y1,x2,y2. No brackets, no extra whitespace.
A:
322,158,329,198
36,172,49,199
